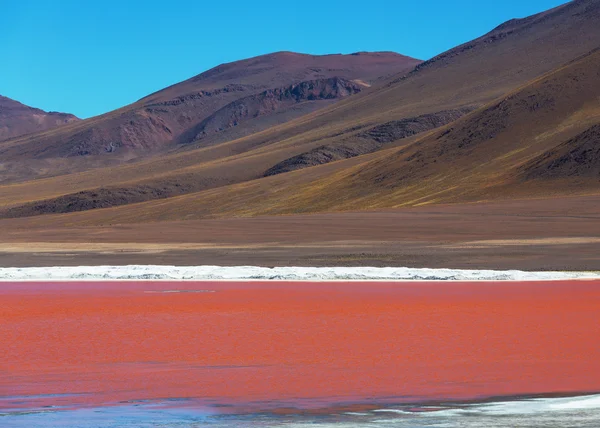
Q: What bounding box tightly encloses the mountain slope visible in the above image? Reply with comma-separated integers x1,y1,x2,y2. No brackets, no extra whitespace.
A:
250,0,600,157
8,32,600,222
0,96,78,141
519,124,600,180
173,44,600,217
325,46,600,207
2,0,600,222
176,76,368,147
0,52,419,179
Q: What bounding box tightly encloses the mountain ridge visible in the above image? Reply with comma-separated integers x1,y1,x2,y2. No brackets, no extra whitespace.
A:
0,95,79,142
2,0,600,224
0,51,420,181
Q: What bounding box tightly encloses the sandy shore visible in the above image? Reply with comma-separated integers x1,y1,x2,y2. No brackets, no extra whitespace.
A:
2,280,600,412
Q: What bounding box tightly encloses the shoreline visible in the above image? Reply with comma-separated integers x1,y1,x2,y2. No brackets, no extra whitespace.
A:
3,278,600,283
3,391,600,419
2,265,600,282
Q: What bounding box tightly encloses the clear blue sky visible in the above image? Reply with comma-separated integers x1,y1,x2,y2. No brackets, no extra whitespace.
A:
0,0,567,119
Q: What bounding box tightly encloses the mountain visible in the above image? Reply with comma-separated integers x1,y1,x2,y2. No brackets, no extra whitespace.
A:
247,0,600,178
258,46,600,213
0,51,419,181
0,95,78,141
2,0,600,226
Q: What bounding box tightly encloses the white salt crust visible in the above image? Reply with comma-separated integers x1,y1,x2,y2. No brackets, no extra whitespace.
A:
1,265,599,281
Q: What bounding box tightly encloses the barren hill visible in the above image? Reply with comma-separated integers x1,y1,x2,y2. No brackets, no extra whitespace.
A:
0,52,419,182
0,95,78,141
262,46,600,213
3,1,600,269
2,0,600,264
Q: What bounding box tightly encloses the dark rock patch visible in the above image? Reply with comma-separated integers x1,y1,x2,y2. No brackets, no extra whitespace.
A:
264,108,475,177
520,124,600,180
182,77,365,145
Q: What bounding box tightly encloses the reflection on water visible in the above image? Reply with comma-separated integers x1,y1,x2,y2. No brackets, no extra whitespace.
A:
2,394,600,427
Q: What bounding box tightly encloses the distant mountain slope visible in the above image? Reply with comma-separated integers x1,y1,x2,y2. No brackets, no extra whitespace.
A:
177,76,368,147
0,52,419,171
262,108,474,177
8,23,600,222
159,44,600,219
314,46,600,208
246,0,600,152
0,96,78,141
2,0,600,222
141,51,411,103
519,124,600,180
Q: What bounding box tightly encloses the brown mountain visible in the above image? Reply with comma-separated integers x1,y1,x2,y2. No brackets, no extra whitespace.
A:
257,46,600,213
248,0,600,178
519,124,600,180
176,76,369,148
2,0,599,217
0,95,78,141
2,0,600,271
0,51,419,182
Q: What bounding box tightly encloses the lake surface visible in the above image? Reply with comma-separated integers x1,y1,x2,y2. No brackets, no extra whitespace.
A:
2,280,600,426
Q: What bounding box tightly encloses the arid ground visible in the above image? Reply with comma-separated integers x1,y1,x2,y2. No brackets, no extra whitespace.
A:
2,195,600,270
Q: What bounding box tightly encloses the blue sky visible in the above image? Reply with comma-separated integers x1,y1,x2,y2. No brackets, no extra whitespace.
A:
0,0,566,118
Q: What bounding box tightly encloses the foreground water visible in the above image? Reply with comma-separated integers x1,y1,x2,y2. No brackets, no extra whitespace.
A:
2,279,600,427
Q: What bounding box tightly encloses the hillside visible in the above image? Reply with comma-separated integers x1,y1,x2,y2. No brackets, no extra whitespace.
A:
3,1,600,270
280,46,600,212
519,124,600,180
0,95,78,141
0,52,419,181
2,0,600,228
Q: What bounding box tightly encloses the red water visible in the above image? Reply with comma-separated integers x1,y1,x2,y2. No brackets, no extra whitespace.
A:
1,280,600,411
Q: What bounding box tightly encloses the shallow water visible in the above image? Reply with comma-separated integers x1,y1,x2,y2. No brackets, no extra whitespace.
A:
3,394,600,427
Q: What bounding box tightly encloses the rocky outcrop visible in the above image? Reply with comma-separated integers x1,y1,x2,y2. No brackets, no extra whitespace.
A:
1,52,420,167
520,124,600,180
264,108,475,176
0,182,197,218
144,84,250,109
184,77,366,144
60,112,174,157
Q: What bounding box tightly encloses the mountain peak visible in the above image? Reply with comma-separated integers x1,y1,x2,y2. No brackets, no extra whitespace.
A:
140,50,421,104
0,95,78,142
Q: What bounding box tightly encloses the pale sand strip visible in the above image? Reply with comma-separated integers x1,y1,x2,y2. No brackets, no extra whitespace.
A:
443,237,600,248
0,241,400,254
